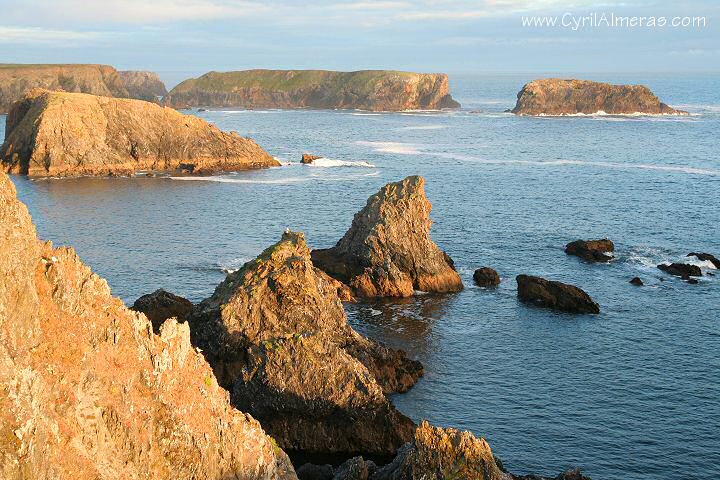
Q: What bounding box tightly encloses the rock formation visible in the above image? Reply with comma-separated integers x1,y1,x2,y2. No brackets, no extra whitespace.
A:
0,171,297,479
516,275,600,314
565,239,614,263
629,277,644,286
312,176,463,298
1,89,279,177
131,288,193,332
687,252,720,269
188,231,420,456
118,70,168,102
474,267,501,287
301,153,323,164
657,263,702,279
165,69,460,111
511,79,687,116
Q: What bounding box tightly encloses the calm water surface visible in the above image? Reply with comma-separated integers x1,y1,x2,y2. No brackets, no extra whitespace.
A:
4,74,719,479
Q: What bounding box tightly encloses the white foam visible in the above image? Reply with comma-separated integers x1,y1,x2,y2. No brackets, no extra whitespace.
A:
170,176,306,184
532,110,690,117
351,112,383,116
398,125,447,131
356,141,422,155
308,158,376,168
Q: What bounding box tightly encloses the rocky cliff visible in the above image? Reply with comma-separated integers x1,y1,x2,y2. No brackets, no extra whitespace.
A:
0,171,297,479
312,176,464,297
1,89,279,177
165,69,460,111
188,231,420,456
511,79,687,115
118,70,168,102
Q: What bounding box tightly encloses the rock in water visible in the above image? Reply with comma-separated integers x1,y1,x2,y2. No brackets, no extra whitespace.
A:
165,69,460,111
0,171,297,480
311,176,464,297
188,231,419,456
474,267,501,287
131,288,193,332
687,252,720,269
565,239,614,263
629,277,644,286
511,79,687,116
657,263,702,279
1,89,279,177
301,153,323,164
371,421,506,480
516,275,600,314
118,70,168,102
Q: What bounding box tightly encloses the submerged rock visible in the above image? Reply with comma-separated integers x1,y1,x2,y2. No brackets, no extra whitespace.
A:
302,153,323,164
629,277,644,286
516,275,600,314
188,231,419,456
511,79,687,116
565,239,614,263
118,70,168,102
0,171,297,479
514,468,592,480
657,263,702,279
312,176,463,297
131,288,193,332
1,89,279,177
474,267,501,287
165,69,460,111
687,252,720,269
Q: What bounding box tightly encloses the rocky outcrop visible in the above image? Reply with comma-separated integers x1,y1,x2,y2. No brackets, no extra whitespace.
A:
333,457,377,480
312,176,463,298
516,275,600,314
165,70,460,111
687,252,720,269
511,79,687,116
1,89,279,177
0,171,296,479
118,70,168,102
474,267,501,287
131,288,193,332
514,468,592,480
657,263,702,279
565,239,614,263
629,277,644,286
188,231,419,456
302,153,323,164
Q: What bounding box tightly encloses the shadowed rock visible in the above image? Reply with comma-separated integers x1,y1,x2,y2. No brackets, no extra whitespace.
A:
565,239,614,263
474,267,501,287
189,231,419,456
118,70,168,102
514,468,592,480
687,252,720,269
657,263,702,279
301,154,323,164
1,89,279,177
516,275,600,314
629,277,644,286
131,288,193,332
333,457,376,480
297,463,334,480
511,79,687,116
0,171,297,479
312,176,463,298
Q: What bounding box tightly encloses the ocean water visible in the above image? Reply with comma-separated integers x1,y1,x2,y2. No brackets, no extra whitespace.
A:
4,74,719,479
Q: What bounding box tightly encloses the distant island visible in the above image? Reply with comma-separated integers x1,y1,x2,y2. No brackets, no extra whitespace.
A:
511,78,688,116
164,69,461,111
0,64,167,113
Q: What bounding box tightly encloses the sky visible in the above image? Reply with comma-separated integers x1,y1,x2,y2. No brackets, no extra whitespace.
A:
0,0,717,86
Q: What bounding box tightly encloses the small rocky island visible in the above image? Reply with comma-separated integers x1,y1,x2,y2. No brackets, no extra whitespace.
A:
1,89,279,177
0,63,167,113
511,79,688,116
164,69,461,111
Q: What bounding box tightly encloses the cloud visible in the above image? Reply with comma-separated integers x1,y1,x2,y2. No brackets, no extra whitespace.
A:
0,26,103,45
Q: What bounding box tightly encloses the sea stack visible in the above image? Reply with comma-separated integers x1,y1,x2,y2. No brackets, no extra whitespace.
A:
188,231,420,456
312,176,464,297
1,89,279,177
516,275,600,314
165,69,460,111
0,171,297,479
511,79,688,116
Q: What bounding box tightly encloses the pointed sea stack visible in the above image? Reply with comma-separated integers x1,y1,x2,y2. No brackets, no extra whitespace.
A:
312,176,464,297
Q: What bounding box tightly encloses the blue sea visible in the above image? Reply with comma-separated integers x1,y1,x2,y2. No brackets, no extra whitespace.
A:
4,74,719,479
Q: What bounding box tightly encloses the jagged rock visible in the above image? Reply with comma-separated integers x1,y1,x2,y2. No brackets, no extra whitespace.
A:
687,252,720,269
118,70,168,102
131,288,193,332
511,79,687,116
474,267,501,287
297,463,334,480
565,239,614,263
0,171,296,480
629,277,644,286
657,263,702,279
312,176,463,298
302,154,323,164
687,278,699,284
165,69,460,111
371,421,507,480
1,89,279,177
333,456,376,480
188,231,419,456
516,275,600,314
